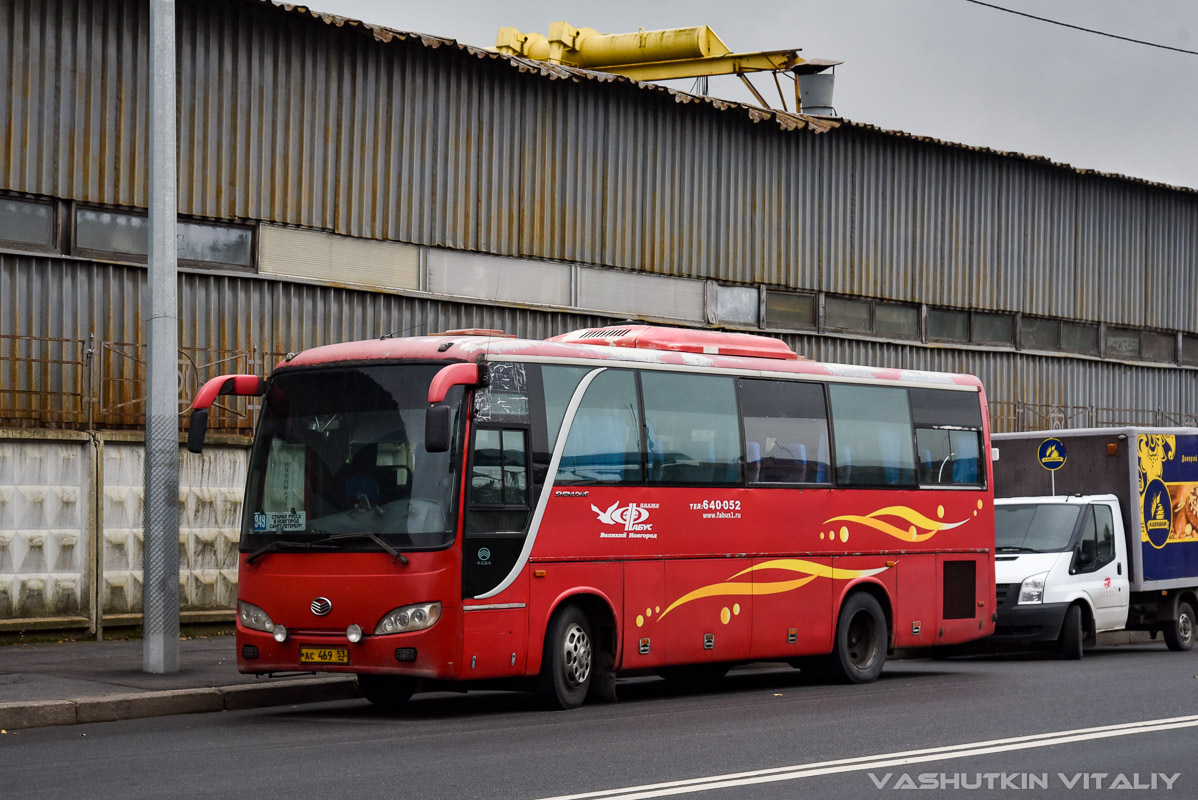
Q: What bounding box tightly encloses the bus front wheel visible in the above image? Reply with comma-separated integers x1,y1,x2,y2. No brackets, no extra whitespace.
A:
829,592,887,684
536,605,593,710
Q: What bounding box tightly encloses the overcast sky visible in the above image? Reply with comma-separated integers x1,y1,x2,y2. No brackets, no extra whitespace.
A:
303,0,1198,191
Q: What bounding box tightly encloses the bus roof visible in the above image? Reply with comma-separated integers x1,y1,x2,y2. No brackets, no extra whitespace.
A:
278,325,984,389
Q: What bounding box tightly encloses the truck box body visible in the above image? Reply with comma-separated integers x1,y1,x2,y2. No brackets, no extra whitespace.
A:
993,427,1198,592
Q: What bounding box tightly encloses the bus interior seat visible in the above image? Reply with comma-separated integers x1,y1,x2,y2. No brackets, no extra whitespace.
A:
813,435,830,483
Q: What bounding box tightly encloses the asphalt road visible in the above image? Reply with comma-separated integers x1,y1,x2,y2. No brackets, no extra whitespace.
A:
3,645,1196,800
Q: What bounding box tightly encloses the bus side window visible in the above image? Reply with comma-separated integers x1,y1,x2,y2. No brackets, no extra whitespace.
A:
828,384,916,487
909,388,985,488
557,370,643,484
642,372,741,485
739,378,830,485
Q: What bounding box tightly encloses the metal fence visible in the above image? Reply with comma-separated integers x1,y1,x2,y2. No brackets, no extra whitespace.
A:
0,333,260,434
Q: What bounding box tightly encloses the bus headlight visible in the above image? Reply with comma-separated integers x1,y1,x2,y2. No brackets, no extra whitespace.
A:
375,602,441,635
239,601,276,633
1018,572,1048,605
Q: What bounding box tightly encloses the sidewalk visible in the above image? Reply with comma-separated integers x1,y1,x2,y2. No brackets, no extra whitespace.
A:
0,635,359,731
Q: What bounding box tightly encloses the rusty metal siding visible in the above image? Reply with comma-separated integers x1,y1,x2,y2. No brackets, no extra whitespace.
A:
4,0,1198,332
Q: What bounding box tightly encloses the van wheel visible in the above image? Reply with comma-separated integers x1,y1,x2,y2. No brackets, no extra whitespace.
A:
1059,604,1084,660
357,674,417,710
1164,601,1195,652
536,605,593,710
828,592,887,684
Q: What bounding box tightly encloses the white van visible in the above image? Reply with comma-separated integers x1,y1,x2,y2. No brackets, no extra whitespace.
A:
993,429,1198,660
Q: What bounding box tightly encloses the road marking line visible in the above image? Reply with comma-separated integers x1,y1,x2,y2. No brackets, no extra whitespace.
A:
537,714,1198,800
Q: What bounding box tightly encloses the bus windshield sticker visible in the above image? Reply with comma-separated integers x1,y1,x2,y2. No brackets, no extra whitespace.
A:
474,362,529,423
256,439,308,531
253,510,307,532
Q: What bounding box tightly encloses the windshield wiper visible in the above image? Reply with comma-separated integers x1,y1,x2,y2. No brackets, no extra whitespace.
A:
309,530,409,566
245,538,338,565
996,545,1039,553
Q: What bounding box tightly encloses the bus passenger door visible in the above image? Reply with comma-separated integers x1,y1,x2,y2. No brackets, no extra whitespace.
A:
461,425,532,679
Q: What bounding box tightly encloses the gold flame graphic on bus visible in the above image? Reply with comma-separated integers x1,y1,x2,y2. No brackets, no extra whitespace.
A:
824,504,969,543
653,559,889,622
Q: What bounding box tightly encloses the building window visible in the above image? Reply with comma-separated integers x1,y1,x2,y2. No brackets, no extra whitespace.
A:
178,220,253,267
823,295,919,339
1182,335,1198,366
1140,331,1176,363
972,312,1014,346
1061,322,1099,356
0,196,56,250
75,206,254,268
928,309,969,343
712,284,760,327
764,290,816,330
875,303,919,339
824,296,872,333
1021,316,1059,350
1104,327,1141,359
76,207,148,257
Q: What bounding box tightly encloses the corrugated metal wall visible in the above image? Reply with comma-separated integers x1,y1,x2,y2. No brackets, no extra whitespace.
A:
4,250,1196,434
3,0,1196,329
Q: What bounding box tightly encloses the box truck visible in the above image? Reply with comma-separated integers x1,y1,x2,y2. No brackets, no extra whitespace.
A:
991,428,1198,659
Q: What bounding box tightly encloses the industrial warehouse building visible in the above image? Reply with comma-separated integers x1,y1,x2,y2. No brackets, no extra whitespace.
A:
1,0,1196,633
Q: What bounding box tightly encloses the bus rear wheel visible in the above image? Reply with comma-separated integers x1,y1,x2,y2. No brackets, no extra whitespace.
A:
536,605,593,710
828,592,887,684
357,674,418,710
1164,601,1195,652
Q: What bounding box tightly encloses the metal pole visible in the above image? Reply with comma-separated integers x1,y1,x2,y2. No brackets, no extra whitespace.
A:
144,0,179,673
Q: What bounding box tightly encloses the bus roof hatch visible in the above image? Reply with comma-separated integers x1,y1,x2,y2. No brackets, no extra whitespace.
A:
550,325,801,360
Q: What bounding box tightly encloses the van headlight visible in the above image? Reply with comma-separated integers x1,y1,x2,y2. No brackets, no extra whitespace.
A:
1018,572,1049,605
375,602,441,635
238,601,276,633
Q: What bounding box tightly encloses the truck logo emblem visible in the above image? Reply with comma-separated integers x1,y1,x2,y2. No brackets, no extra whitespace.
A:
1142,479,1172,550
310,597,332,616
478,547,491,561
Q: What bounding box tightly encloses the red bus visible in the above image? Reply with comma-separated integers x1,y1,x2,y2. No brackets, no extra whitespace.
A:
188,325,995,710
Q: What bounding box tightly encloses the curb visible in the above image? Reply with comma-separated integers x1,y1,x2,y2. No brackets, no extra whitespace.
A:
0,677,360,731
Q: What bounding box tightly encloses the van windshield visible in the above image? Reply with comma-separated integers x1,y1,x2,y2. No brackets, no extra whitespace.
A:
240,364,463,553
995,504,1081,553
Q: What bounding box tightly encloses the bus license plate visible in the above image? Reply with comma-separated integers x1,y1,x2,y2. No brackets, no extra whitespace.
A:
299,647,349,665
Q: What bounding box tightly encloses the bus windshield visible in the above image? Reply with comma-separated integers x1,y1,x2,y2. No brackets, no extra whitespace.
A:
241,364,462,553
994,503,1081,553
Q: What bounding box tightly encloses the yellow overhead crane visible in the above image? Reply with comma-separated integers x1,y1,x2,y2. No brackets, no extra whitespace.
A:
493,22,839,115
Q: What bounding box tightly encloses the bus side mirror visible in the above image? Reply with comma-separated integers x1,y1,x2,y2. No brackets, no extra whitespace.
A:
186,373,266,454
187,408,210,454
425,405,451,453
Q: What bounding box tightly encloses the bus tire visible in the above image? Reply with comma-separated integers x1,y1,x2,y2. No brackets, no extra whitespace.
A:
829,592,887,684
1164,601,1195,652
1059,604,1084,660
357,674,417,710
537,605,593,710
